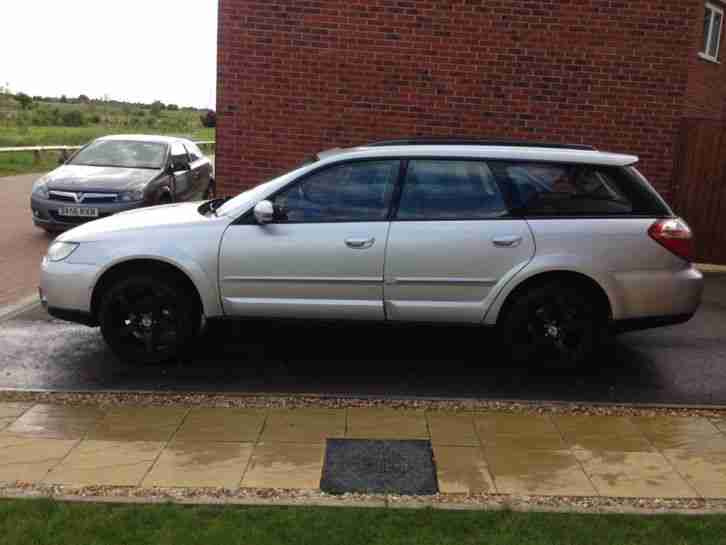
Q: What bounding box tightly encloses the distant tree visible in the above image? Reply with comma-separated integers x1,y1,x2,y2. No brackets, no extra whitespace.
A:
166,104,179,111
200,110,216,128
150,100,165,115
60,94,68,103
61,109,85,127
78,94,90,103
15,92,33,110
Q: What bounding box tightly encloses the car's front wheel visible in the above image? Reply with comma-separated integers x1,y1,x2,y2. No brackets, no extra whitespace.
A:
500,282,606,368
99,274,198,364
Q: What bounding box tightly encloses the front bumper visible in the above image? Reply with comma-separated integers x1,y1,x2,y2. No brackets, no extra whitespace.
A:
30,195,144,231
40,257,101,322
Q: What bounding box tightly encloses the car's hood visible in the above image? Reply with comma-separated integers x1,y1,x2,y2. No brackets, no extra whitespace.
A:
57,202,214,242
43,164,161,192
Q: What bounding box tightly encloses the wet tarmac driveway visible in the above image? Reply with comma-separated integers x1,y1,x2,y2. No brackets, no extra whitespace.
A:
0,274,725,405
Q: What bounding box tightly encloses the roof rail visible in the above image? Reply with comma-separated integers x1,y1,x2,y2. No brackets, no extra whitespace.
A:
364,137,596,151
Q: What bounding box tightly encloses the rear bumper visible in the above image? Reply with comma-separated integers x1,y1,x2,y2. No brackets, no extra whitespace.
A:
613,313,695,334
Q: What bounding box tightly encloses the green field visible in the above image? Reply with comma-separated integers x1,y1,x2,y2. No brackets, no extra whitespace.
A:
0,499,724,545
0,92,215,176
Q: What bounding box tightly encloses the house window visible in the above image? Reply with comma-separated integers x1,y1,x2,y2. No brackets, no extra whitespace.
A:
702,2,724,62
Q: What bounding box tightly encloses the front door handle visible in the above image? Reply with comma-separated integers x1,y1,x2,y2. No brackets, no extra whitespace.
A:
345,237,375,250
492,236,523,248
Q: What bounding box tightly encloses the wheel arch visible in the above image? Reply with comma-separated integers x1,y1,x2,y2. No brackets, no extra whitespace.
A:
487,269,615,327
90,258,204,322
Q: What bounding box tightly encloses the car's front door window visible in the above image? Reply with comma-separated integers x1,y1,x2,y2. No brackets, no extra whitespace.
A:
271,160,399,222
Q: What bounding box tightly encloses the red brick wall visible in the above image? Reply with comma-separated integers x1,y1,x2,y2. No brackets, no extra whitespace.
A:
217,0,697,199
684,1,726,120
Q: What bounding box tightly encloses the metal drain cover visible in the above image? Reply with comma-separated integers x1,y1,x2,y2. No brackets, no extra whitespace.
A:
320,439,438,495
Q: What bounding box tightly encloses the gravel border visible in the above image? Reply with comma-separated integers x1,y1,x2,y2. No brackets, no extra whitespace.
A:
0,482,725,515
0,390,725,418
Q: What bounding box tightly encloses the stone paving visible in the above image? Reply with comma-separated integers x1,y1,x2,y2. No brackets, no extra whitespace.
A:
0,402,725,499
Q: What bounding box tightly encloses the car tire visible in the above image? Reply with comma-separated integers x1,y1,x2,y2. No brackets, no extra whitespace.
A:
499,282,605,368
98,274,198,364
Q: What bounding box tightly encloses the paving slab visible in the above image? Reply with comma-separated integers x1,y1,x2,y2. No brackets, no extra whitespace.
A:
427,412,479,446
554,415,653,452
574,449,698,498
433,445,495,494
475,413,565,450
143,441,253,489
5,404,103,440
0,436,78,482
87,406,188,441
347,408,428,440
261,408,345,443
175,408,266,442
662,449,726,499
631,416,725,451
241,442,324,489
44,440,164,486
485,447,597,496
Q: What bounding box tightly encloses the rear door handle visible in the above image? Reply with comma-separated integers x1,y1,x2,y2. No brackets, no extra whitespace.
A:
492,236,523,248
345,237,375,249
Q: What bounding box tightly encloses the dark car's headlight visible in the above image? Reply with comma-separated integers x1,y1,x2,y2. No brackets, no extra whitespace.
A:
32,180,49,199
118,189,145,202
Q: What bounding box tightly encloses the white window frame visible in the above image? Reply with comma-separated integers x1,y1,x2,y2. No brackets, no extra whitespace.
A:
700,2,724,63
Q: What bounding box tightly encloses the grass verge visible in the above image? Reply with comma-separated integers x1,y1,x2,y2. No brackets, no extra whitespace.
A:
1,499,724,545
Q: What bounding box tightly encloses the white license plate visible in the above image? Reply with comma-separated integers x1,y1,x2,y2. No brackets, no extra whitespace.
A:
58,207,99,218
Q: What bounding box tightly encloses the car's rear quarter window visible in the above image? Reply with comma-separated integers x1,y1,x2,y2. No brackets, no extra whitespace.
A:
488,161,672,217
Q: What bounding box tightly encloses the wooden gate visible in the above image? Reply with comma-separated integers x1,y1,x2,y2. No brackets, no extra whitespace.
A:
672,119,726,265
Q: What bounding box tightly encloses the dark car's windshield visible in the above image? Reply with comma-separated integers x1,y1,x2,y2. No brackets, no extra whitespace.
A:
70,140,167,169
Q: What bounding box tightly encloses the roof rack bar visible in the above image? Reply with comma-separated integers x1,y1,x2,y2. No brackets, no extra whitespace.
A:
364,138,595,151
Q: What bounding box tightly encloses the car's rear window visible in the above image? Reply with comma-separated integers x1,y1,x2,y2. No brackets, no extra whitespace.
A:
488,162,672,217
70,140,167,169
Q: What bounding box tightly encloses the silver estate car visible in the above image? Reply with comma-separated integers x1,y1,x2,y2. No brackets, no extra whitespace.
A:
39,139,703,366
31,135,214,232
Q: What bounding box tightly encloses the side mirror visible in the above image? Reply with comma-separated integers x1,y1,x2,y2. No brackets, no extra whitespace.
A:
253,200,274,224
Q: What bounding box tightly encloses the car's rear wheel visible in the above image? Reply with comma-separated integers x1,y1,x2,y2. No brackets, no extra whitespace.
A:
500,282,605,368
99,274,198,364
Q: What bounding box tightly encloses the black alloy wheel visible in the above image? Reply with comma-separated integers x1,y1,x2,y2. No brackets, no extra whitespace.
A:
99,275,197,364
501,282,603,367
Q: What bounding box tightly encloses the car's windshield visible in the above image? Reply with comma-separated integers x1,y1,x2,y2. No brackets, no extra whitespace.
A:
215,162,318,217
70,140,167,169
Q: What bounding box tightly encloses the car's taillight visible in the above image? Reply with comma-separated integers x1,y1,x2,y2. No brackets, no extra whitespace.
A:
648,218,694,262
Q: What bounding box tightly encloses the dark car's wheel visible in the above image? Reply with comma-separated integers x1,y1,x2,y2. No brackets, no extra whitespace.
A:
500,282,606,368
204,178,216,199
99,274,198,364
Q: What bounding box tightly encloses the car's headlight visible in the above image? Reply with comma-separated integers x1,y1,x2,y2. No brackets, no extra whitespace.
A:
47,241,80,262
118,188,145,202
32,180,49,199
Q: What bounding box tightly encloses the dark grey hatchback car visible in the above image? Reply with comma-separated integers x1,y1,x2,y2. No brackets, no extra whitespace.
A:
30,135,214,232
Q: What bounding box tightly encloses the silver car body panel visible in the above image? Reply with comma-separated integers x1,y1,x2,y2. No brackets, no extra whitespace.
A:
43,144,702,331
219,222,391,320
384,220,535,322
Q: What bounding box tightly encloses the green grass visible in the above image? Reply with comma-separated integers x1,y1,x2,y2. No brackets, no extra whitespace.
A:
0,499,724,545
0,151,59,177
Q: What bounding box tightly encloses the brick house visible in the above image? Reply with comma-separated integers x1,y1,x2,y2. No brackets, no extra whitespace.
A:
216,0,726,204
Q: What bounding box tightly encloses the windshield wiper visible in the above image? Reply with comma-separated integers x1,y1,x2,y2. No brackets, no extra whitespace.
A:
200,197,231,217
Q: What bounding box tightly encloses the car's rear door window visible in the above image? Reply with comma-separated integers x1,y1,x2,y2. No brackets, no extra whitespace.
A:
395,160,509,220
272,160,399,222
488,162,669,216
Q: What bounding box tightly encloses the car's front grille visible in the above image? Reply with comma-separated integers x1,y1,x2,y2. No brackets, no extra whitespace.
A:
48,191,118,204
48,191,77,203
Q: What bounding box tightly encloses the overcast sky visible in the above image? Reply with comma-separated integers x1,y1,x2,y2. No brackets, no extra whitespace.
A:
1,0,218,108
